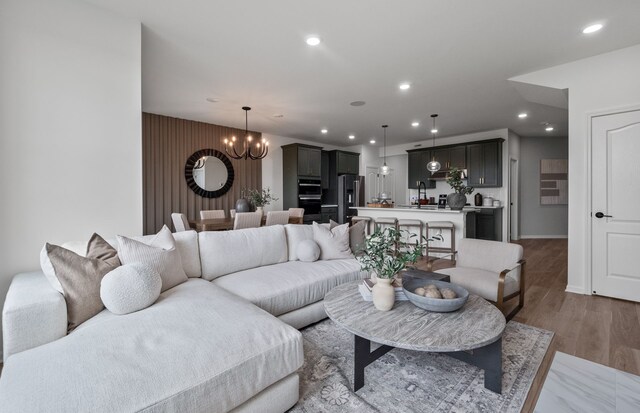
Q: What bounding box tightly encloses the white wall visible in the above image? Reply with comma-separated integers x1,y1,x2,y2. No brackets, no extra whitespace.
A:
511,43,640,294
519,136,569,238
0,0,142,357
261,133,342,211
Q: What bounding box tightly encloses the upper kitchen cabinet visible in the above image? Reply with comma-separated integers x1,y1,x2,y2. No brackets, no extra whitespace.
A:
321,150,330,189
466,139,503,187
282,143,322,178
407,150,435,189
432,146,466,171
333,150,360,175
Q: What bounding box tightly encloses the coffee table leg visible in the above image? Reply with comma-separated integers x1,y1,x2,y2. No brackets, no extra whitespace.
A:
447,338,502,394
353,335,394,392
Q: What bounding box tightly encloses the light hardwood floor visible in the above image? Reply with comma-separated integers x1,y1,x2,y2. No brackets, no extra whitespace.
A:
418,238,640,412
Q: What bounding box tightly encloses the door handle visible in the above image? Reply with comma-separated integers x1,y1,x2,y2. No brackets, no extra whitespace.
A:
594,212,612,218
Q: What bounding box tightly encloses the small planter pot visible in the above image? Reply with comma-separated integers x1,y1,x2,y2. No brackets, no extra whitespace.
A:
372,278,395,311
447,193,467,210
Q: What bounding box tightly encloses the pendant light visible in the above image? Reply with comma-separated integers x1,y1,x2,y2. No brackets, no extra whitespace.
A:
223,106,269,160
380,125,390,175
426,114,441,173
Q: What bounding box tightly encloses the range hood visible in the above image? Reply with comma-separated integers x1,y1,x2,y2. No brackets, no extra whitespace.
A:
427,169,468,181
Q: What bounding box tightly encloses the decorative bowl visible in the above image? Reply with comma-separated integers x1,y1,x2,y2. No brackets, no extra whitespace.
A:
402,279,469,312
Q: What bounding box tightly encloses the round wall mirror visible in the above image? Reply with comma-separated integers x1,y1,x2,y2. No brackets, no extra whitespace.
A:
185,149,234,198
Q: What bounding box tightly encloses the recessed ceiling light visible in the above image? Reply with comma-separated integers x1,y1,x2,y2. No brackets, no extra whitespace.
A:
205,97,219,103
545,126,554,132
370,139,376,144
518,113,528,119
306,36,321,46
348,135,355,140
273,114,284,118
321,129,328,134
430,128,438,134
399,83,411,90
582,23,603,34
350,101,366,107
411,122,420,127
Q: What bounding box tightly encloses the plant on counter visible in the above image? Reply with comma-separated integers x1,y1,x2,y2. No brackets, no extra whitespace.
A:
445,167,473,210
242,187,279,208
356,227,443,279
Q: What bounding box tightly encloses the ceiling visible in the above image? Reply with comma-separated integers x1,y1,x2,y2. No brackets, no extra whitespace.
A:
86,0,640,146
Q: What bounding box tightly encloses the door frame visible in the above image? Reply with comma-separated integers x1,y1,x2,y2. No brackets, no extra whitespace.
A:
509,158,519,241
587,104,640,295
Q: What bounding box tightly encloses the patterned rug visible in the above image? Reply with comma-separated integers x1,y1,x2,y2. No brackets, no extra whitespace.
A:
289,319,553,413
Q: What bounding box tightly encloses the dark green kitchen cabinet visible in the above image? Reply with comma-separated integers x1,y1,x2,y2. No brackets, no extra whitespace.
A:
466,139,503,187
336,151,360,175
407,150,435,189
296,146,322,177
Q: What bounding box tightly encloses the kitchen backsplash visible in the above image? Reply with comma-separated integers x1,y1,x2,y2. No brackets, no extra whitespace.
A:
406,180,500,205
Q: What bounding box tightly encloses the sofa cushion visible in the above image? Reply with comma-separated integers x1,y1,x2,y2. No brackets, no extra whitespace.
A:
284,224,314,261
213,259,364,316
199,225,288,280
0,279,303,413
436,266,519,302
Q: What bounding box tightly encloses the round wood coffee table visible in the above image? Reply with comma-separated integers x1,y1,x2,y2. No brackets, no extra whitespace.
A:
324,280,506,393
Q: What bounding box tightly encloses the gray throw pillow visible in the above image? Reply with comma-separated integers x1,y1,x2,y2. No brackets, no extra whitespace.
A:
100,264,162,315
45,234,121,331
297,239,321,262
312,222,353,260
330,219,367,254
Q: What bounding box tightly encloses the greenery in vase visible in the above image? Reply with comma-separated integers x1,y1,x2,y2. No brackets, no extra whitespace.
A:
356,227,444,279
242,187,279,208
446,167,474,195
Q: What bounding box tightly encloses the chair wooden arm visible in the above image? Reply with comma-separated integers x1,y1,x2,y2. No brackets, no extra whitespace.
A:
496,259,526,315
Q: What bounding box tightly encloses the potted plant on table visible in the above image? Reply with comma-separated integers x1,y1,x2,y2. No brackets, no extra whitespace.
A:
445,167,474,210
356,228,443,311
243,187,279,215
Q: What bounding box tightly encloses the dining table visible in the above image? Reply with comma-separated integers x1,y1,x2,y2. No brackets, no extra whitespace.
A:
190,216,303,232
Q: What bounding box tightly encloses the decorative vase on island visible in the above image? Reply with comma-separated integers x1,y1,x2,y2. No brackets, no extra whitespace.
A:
235,198,253,213
372,277,395,311
447,193,467,210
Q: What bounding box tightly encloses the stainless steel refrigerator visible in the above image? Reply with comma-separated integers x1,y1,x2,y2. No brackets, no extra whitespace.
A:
338,175,365,224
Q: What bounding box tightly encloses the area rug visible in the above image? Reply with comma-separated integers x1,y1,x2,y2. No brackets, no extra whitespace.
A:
289,319,553,413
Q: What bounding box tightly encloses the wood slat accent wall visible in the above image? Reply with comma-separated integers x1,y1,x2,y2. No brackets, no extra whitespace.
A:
142,113,262,235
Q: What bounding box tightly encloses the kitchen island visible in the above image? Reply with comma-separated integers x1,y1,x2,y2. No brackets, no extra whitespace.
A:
354,206,477,252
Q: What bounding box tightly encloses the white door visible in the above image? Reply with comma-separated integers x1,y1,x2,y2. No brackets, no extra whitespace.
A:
592,110,640,302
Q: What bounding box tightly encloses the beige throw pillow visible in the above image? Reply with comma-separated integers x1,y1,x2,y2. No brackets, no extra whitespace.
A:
312,222,353,260
117,225,188,292
45,234,121,331
330,219,367,254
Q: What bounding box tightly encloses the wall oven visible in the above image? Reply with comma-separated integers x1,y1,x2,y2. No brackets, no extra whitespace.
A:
298,178,322,222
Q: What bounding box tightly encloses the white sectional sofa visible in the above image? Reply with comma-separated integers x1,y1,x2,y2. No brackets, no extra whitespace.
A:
0,224,365,413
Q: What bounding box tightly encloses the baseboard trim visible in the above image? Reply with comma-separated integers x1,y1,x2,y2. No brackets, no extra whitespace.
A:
565,285,588,295
519,235,568,239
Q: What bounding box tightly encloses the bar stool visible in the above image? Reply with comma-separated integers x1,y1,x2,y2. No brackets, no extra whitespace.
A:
425,221,456,270
374,217,398,233
351,216,373,235
397,219,423,254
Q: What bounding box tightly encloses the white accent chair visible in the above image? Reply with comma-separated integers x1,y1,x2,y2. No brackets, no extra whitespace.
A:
200,210,225,219
233,212,262,230
434,238,526,320
265,211,290,226
171,213,190,232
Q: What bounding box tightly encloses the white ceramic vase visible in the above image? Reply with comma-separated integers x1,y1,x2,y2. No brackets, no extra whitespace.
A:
372,277,395,311
256,206,264,217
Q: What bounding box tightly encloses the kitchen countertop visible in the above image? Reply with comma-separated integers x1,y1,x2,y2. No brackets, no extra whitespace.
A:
321,204,338,208
357,206,472,214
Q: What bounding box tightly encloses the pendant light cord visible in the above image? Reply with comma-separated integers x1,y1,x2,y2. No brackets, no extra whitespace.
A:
382,124,388,164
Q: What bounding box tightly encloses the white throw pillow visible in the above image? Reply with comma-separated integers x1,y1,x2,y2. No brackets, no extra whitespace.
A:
284,224,314,261
312,222,353,260
100,264,162,315
297,239,321,262
330,219,367,254
117,225,188,292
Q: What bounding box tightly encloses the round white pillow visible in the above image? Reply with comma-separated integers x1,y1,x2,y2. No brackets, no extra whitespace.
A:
297,239,321,262
100,263,162,315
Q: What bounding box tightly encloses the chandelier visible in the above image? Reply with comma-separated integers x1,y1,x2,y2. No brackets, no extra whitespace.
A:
223,106,268,160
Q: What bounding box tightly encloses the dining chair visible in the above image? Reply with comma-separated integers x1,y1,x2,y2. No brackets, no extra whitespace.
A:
233,212,262,230
288,208,304,218
171,213,190,232
265,211,290,226
230,209,236,219
200,210,225,219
